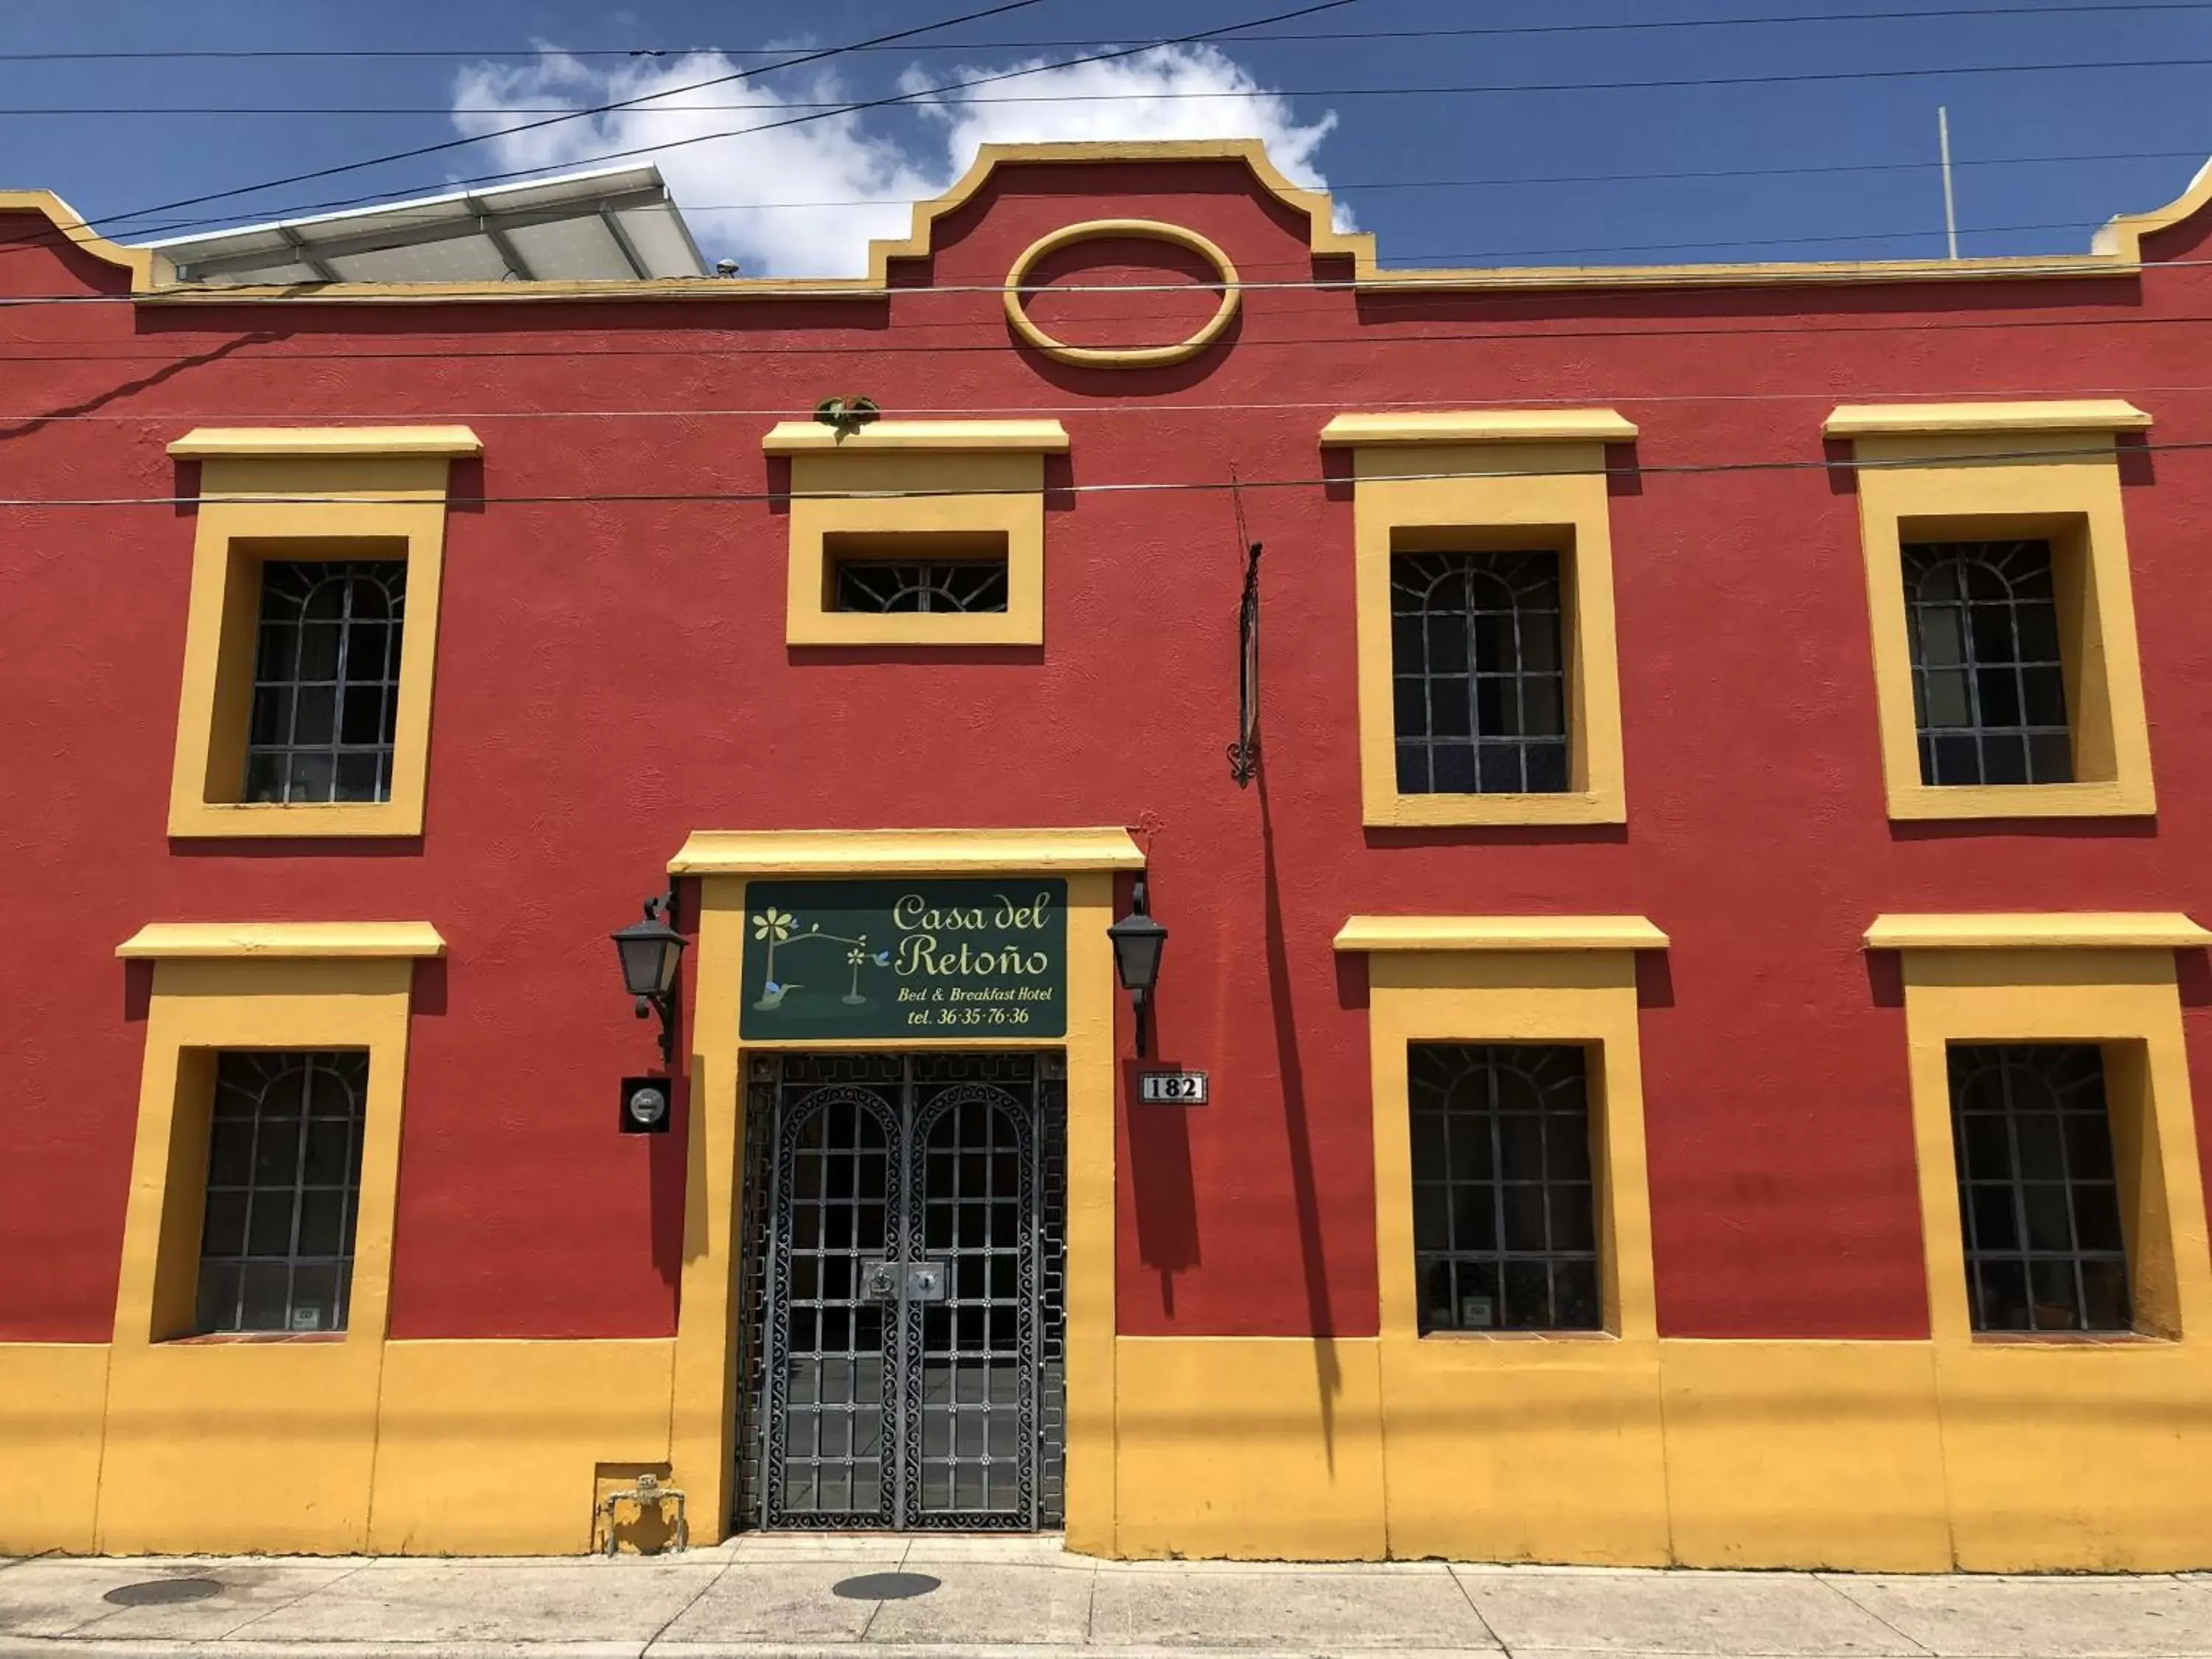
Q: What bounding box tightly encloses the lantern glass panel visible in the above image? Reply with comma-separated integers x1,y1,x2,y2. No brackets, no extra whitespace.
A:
615,929,681,997
1108,917,1166,992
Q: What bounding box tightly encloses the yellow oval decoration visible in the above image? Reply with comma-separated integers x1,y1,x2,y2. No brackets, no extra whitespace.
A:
1003,218,1242,368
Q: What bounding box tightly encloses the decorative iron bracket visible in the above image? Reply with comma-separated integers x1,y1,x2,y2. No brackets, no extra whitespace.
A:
1228,540,1263,787
636,890,679,1067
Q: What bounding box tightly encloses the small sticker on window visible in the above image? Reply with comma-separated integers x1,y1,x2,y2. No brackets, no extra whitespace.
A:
291,1307,323,1332
1460,1295,1495,1329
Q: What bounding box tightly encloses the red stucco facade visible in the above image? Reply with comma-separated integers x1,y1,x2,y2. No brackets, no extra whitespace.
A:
8,147,2212,1365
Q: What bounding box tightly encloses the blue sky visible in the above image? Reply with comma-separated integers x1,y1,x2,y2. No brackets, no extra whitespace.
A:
3,0,2210,276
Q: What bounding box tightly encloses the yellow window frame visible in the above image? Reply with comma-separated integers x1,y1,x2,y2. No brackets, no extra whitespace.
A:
164,426,480,839
1336,914,1669,1562
101,921,441,1551
763,420,1068,647
1828,402,2156,820
1321,411,1635,827
1867,911,2212,1347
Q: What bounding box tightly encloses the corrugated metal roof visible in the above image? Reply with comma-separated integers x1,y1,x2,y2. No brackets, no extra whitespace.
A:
142,164,709,285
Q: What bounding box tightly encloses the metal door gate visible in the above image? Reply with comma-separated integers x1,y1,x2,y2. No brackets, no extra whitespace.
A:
735,1051,1067,1531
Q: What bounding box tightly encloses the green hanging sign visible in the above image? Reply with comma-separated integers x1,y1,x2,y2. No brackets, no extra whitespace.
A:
740,877,1068,1041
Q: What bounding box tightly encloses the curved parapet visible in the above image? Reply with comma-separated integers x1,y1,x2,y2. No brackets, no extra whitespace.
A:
0,189,165,291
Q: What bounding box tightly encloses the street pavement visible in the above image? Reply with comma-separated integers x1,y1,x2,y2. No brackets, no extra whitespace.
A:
10,1534,2212,1658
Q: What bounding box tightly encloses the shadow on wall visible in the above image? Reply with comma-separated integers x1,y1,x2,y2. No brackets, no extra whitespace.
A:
1258,751,1343,1472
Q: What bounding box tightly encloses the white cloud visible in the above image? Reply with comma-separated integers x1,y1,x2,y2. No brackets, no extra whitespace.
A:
449,43,1343,276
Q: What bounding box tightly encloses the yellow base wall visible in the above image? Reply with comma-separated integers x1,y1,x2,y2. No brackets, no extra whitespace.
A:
0,1339,673,1557
0,1346,110,1554
1105,1335,2212,1570
12,1328,2212,1562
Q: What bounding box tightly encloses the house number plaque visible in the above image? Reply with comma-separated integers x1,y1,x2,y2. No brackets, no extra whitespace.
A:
1138,1070,1208,1104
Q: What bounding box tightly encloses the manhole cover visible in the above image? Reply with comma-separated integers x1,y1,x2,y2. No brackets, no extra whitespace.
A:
831,1571,942,1601
103,1579,223,1607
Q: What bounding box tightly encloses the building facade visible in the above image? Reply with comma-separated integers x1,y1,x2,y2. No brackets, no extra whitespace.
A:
7,139,2212,1568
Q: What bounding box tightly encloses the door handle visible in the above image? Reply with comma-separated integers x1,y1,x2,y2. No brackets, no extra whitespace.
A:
859,1259,951,1301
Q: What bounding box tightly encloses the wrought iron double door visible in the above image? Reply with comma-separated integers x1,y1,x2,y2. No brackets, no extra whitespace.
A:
742,1052,1066,1532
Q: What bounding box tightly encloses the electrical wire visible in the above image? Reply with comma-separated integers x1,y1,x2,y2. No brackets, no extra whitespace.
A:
10,384,2212,423
4,2,2208,59
83,0,1365,233
34,56,2212,116
626,150,2212,213
0,439,2194,511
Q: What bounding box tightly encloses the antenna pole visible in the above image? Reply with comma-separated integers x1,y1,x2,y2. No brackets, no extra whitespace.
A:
1938,105,1960,260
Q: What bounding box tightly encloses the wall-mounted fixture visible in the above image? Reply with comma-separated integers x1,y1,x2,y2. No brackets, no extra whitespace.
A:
1105,874,1168,1058
619,1077,672,1135
1228,539,1262,787
611,891,686,1067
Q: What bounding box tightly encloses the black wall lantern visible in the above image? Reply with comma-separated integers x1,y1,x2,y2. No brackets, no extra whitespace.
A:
611,891,685,1067
1105,874,1168,1058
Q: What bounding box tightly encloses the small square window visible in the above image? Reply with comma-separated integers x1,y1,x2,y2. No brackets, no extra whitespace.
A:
195,1051,368,1335
827,536,1011,615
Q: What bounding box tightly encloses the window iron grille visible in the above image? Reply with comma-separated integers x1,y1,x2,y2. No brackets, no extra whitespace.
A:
1408,1043,1600,1334
832,560,1009,614
195,1050,367,1335
1949,1043,2132,1334
1391,549,1569,796
1902,540,2073,787
245,560,406,804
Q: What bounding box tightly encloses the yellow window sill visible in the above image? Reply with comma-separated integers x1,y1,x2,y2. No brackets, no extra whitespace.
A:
1968,1331,2174,1348
167,800,424,839
1886,779,2155,821
787,611,1042,649
1417,1329,1618,1343
1366,789,1626,828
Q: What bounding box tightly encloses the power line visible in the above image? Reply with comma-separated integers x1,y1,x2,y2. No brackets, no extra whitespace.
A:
18,296,2212,366
616,150,2212,213
35,56,2212,116
85,0,1363,232
66,146,2194,255
0,439,2197,511
0,235,2185,310
4,2,2208,60
11,383,2212,422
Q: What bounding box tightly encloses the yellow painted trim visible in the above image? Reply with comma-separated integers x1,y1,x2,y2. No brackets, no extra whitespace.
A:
762,419,1068,455
1359,945,1667,1562
1321,409,1641,447
1896,945,2212,1568
1866,913,2212,952
776,441,1051,648
668,833,1122,1553
117,922,446,959
1823,401,2152,439
169,425,484,460
104,139,2212,305
2096,157,2212,260
1338,428,1628,827
101,954,414,1550
18,142,2211,309
1002,218,1242,367
165,446,462,839
1335,915,1668,953
0,188,164,285
1842,424,2156,820
670,827,1144,875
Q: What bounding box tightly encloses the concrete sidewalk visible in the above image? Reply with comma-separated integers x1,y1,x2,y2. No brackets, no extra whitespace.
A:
9,1535,2212,1658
